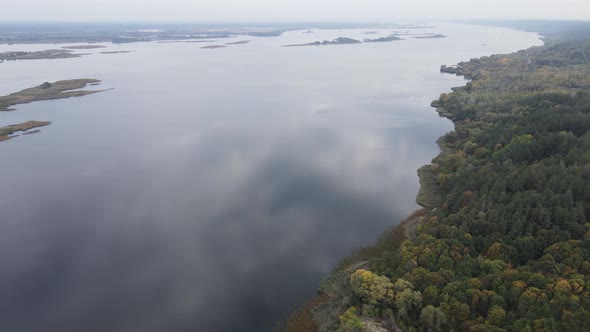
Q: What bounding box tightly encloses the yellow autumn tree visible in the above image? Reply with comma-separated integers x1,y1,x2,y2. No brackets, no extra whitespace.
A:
350,269,394,307
339,307,365,332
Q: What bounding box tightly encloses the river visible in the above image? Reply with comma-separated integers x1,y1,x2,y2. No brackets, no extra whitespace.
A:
0,22,541,331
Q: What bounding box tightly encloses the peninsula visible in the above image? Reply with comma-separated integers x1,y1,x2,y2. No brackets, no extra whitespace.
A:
0,79,104,112
0,121,51,141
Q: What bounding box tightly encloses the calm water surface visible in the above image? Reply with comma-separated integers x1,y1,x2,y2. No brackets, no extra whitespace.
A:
0,23,541,331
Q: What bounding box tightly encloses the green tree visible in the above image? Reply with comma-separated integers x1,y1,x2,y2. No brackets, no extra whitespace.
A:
420,305,447,332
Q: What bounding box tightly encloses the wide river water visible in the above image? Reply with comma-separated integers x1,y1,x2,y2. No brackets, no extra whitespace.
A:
0,23,541,331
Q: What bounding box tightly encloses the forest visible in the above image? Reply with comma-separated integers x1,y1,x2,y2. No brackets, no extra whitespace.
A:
285,38,590,332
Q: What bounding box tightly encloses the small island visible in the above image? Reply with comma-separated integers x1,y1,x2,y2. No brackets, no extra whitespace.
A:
412,33,446,39
201,45,227,49
0,121,51,141
225,40,251,45
100,51,133,54
246,31,283,37
283,37,361,47
0,49,84,62
364,35,402,43
157,40,215,44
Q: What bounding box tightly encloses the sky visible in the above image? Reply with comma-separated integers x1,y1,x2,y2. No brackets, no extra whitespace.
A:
4,0,590,22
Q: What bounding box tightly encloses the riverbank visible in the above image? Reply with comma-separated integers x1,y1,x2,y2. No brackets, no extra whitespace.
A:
283,35,590,332
282,209,427,331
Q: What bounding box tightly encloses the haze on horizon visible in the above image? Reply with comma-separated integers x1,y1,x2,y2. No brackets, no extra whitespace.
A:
3,0,589,23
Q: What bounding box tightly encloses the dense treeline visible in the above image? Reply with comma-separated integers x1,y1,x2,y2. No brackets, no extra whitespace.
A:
296,39,590,332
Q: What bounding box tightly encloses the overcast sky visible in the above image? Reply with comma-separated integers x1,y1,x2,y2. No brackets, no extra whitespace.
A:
4,0,590,22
